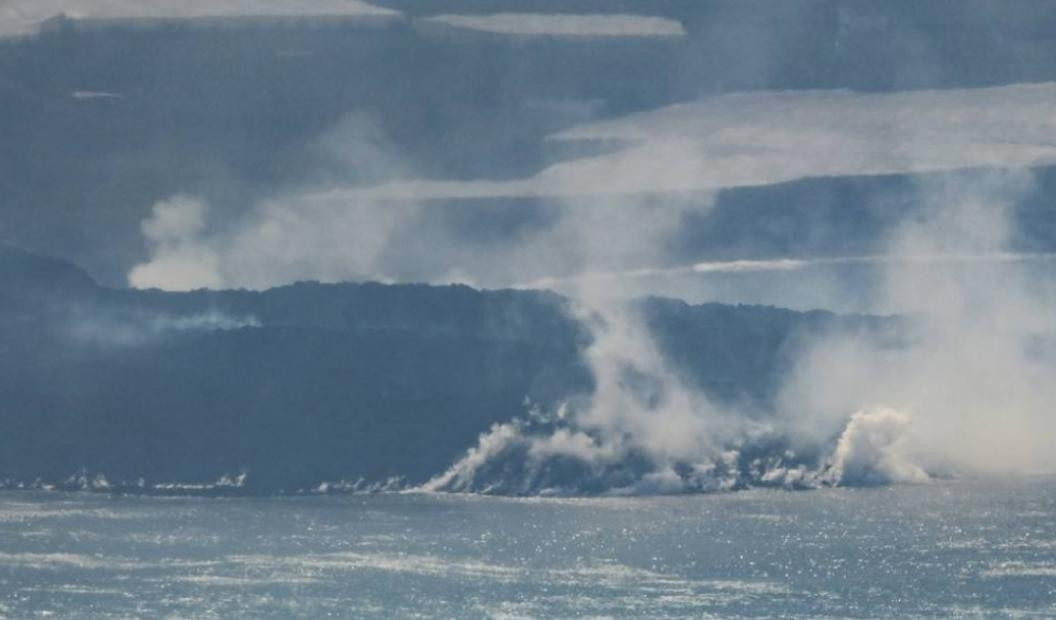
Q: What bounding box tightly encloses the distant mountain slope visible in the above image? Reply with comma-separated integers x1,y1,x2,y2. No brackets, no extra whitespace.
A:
0,244,97,295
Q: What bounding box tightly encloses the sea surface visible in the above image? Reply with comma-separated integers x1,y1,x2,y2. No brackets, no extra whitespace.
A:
1,480,1055,618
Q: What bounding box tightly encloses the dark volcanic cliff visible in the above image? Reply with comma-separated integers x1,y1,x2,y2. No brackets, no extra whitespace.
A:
0,247,891,493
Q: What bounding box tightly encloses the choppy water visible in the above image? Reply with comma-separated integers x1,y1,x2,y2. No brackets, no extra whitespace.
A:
1,480,1055,618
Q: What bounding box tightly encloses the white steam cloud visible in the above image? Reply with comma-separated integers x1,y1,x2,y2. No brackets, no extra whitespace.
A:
125,83,1056,493
822,408,930,487
429,169,1056,493
779,170,1056,477
128,196,222,291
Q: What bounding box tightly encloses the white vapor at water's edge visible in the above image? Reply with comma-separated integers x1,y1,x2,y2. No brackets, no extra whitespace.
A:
427,169,1056,494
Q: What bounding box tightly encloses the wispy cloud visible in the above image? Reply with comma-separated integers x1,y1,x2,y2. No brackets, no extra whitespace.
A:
322,83,1056,201
515,252,1056,290
70,90,123,100
417,13,686,38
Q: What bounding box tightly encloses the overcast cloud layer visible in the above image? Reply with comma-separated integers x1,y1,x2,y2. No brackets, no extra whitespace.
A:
417,13,686,38
0,0,399,39
327,83,1056,201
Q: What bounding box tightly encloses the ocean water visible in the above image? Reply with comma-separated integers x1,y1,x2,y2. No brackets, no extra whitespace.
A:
1,480,1055,618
